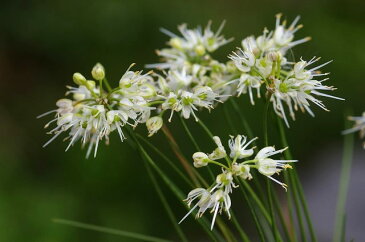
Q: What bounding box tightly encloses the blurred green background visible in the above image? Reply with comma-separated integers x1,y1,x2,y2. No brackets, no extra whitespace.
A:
1,0,364,241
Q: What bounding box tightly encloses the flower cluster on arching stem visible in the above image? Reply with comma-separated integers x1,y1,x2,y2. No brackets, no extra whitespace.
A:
179,135,297,229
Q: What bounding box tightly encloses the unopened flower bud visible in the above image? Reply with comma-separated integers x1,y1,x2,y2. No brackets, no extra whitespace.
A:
170,38,182,49
56,99,73,114
194,44,206,56
267,51,281,62
91,63,105,81
73,73,86,85
192,152,210,168
146,116,163,137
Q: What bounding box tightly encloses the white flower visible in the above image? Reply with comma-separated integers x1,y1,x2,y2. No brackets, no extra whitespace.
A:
192,152,210,168
231,74,261,105
146,116,163,137
228,48,256,73
270,57,344,127
273,14,310,53
181,91,199,121
208,136,227,160
256,28,274,52
232,163,252,180
179,188,213,223
255,146,297,189
161,92,182,122
343,112,365,148
40,63,157,157
215,171,237,194
209,189,232,230
148,22,232,71
193,86,222,110
228,135,257,159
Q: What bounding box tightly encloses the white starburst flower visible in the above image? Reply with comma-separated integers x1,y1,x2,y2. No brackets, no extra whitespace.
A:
193,86,223,110
170,68,194,88
179,188,213,223
228,135,258,159
255,146,297,189
43,104,111,158
273,14,310,52
209,189,232,230
202,21,234,52
241,36,261,56
342,112,365,148
232,163,252,180
229,74,261,105
161,92,182,122
214,171,238,194
270,57,344,127
209,136,227,160
256,28,275,53
148,22,232,71
228,48,256,73
180,91,199,121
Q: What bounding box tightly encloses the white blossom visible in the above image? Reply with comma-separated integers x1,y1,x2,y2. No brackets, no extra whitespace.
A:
255,146,297,189
343,112,365,148
228,135,257,159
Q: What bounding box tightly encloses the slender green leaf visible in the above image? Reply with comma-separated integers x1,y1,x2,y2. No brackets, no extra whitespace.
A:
144,160,188,242
52,218,172,242
333,114,354,242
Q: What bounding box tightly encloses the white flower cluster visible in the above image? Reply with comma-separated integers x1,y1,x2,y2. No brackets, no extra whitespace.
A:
228,14,343,127
148,21,236,120
39,61,227,156
39,63,156,157
343,112,365,148
39,14,344,156
179,135,296,229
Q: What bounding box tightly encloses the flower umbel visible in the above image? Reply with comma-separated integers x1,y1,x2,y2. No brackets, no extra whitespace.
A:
179,134,297,229
38,63,156,157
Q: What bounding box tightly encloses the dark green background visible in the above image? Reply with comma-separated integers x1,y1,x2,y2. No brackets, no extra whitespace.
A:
1,0,364,241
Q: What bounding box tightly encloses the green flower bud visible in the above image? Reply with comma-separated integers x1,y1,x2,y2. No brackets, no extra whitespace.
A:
91,63,105,81
73,73,86,85
194,44,206,56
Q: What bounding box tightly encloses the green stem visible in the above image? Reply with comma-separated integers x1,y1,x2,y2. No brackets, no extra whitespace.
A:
277,117,316,241
236,178,267,241
333,114,354,242
263,97,281,242
162,125,201,187
230,210,250,242
272,189,292,242
144,161,188,242
131,133,222,241
179,117,216,182
103,77,112,92
208,159,229,169
136,134,194,188
229,99,254,139
283,171,298,242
